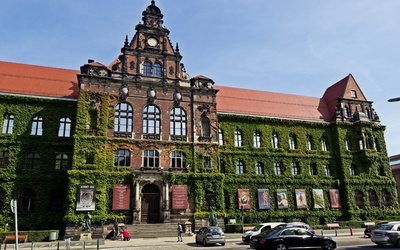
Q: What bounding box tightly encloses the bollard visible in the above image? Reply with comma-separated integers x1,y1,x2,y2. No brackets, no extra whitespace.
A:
335,229,337,237
82,240,85,250
97,239,100,250
321,230,323,236
31,242,35,250
57,241,59,250
350,227,353,236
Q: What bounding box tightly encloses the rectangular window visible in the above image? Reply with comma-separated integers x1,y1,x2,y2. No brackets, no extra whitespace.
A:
351,90,357,98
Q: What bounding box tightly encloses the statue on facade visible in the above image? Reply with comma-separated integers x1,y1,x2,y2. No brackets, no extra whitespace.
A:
209,210,217,226
81,212,92,232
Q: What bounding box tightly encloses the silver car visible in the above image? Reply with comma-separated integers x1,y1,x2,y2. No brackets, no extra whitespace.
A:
195,226,226,246
371,223,400,247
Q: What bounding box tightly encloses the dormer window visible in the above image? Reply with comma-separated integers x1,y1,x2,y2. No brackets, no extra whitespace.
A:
351,90,357,98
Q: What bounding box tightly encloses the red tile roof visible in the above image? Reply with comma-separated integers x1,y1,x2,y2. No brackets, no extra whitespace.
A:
215,85,331,122
0,61,79,100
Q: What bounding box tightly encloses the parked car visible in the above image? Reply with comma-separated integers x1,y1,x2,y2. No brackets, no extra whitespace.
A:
371,223,400,247
195,226,226,246
249,227,336,250
242,222,284,243
364,221,400,237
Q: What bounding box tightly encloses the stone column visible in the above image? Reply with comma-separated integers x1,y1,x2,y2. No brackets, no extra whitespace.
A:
133,181,140,224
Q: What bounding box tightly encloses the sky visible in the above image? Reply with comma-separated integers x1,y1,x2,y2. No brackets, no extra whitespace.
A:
1,0,400,156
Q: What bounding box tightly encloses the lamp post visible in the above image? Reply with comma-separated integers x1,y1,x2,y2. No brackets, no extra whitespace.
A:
241,205,244,234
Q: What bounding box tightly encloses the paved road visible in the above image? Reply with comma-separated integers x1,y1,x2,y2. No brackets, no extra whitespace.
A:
1,229,370,250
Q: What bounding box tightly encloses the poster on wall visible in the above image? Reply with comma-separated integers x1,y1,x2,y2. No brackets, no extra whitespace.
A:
76,184,96,211
238,189,251,210
257,189,270,210
329,189,342,209
277,189,288,209
295,189,308,209
112,184,131,210
172,185,188,210
312,189,325,209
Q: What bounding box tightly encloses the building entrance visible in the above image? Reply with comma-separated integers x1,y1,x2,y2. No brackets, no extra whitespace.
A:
141,184,160,223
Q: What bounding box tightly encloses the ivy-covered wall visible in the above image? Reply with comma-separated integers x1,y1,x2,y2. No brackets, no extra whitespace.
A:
0,95,76,230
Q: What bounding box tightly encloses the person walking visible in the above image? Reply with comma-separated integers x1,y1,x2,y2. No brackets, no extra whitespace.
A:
177,222,183,242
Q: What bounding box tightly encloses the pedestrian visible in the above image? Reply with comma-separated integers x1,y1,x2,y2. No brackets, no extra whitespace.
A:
177,222,183,242
121,229,131,241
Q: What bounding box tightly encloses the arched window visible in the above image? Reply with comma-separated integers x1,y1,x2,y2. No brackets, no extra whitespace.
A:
253,131,261,148
200,115,210,139
321,137,328,151
306,135,313,150
291,162,299,175
255,161,264,174
220,159,226,173
272,132,279,149
114,102,133,133
0,150,9,168
25,152,40,169
55,153,68,170
310,163,317,175
365,107,371,119
170,107,187,139
324,164,331,176
343,106,350,118
30,116,43,136
114,149,131,167
382,189,393,206
345,137,352,151
365,133,373,149
236,160,244,174
20,189,35,212
375,139,381,152
153,62,162,77
2,113,14,134
171,151,186,169
143,105,161,138
274,162,282,175
143,150,159,168
58,117,71,137
143,61,152,76
368,189,379,207
350,164,356,176
354,189,365,208
289,133,296,150
218,129,224,146
234,129,243,147
0,188,6,213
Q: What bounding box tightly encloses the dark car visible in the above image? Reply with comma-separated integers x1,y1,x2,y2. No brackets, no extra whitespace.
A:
249,227,336,250
195,226,226,246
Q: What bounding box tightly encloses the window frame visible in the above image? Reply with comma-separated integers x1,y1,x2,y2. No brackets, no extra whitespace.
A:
114,102,133,134
143,150,159,169
114,149,131,167
58,117,71,137
30,116,43,136
234,129,243,147
2,114,14,134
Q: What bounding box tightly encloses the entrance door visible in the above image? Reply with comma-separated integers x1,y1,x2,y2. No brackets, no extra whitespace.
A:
141,184,160,223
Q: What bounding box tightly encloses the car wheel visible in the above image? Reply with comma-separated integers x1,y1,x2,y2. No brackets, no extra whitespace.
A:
396,239,400,248
221,243,225,246
323,240,334,250
276,243,287,250
376,243,385,247
195,236,198,244
203,239,207,247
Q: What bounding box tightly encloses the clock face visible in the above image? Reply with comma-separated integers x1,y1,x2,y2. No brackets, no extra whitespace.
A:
147,37,158,47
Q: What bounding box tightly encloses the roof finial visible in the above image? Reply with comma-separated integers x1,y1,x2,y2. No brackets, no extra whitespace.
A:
176,42,180,52
151,0,155,5
124,35,129,47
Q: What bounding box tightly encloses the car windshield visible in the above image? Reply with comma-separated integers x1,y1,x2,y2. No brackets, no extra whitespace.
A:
253,224,264,231
379,224,394,230
208,227,222,233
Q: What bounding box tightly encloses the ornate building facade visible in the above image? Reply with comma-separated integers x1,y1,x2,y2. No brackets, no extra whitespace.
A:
0,1,397,235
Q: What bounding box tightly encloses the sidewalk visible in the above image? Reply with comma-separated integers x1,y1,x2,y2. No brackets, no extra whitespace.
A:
1,229,365,250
